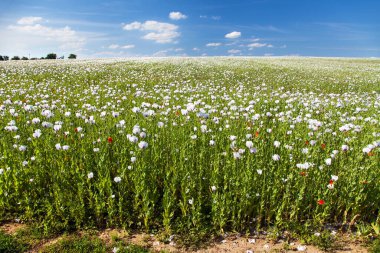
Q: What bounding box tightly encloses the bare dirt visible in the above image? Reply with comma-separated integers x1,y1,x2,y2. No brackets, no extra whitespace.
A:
0,222,27,234
98,229,369,252
1,223,369,252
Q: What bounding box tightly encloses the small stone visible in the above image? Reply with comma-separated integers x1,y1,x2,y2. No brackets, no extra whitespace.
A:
297,245,307,251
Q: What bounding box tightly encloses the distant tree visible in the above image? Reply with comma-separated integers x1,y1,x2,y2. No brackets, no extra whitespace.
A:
40,57,45,60
0,55,4,61
4,56,9,61
68,54,77,59
30,57,38,60
46,53,57,59
21,56,29,60
11,56,20,60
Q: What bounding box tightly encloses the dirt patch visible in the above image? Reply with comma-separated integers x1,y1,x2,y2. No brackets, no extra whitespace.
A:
0,222,27,234
1,223,369,252
97,229,369,253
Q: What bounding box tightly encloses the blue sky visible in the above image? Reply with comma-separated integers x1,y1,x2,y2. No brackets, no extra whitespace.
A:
0,0,379,58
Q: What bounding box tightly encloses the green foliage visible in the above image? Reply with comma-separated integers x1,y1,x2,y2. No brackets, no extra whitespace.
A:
41,234,153,253
68,53,77,59
11,56,20,60
0,230,28,253
308,231,335,251
370,239,380,253
41,235,107,253
45,53,57,59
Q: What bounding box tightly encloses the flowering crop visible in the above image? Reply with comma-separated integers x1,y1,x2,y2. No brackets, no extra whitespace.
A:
0,57,379,234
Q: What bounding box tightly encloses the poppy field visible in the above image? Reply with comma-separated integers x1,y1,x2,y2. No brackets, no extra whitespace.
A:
0,57,379,237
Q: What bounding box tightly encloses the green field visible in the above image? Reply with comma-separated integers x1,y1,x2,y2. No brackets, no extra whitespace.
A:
0,57,379,250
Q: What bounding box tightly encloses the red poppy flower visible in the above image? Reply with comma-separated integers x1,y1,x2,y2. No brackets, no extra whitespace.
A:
255,131,259,138
300,171,307,177
317,199,325,205
107,136,113,143
329,179,334,185
321,143,326,150
305,140,309,145
75,128,78,133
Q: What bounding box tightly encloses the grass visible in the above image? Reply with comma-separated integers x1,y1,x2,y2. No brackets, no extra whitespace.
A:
0,230,28,253
370,239,380,253
41,235,108,253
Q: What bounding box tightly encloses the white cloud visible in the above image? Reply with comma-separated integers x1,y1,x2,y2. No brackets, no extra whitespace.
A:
193,47,200,51
228,49,241,54
153,50,169,57
108,44,134,50
123,21,142,30
123,20,179,43
248,42,268,49
206,42,222,47
109,44,119,49
225,31,241,39
143,32,179,43
169,12,187,20
250,38,261,42
17,16,43,25
152,48,187,57
8,19,85,51
121,44,135,49
200,15,221,20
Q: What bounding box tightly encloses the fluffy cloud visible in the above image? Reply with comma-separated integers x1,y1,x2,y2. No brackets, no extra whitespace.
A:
108,44,135,50
123,20,179,43
17,16,43,25
228,49,241,54
206,42,222,47
8,18,85,50
121,44,135,49
225,31,241,39
200,15,221,20
247,42,273,49
152,48,187,57
109,44,119,49
169,12,187,20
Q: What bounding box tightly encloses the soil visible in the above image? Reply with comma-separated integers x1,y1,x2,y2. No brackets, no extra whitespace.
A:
0,223,369,252
98,229,369,252
0,222,27,234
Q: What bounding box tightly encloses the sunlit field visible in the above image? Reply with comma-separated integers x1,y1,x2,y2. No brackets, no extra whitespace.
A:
0,57,379,244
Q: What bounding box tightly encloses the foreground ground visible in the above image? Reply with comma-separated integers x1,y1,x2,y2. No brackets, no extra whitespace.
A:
0,222,375,252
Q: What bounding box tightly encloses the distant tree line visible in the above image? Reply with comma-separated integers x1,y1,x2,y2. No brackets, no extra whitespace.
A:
0,53,77,61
